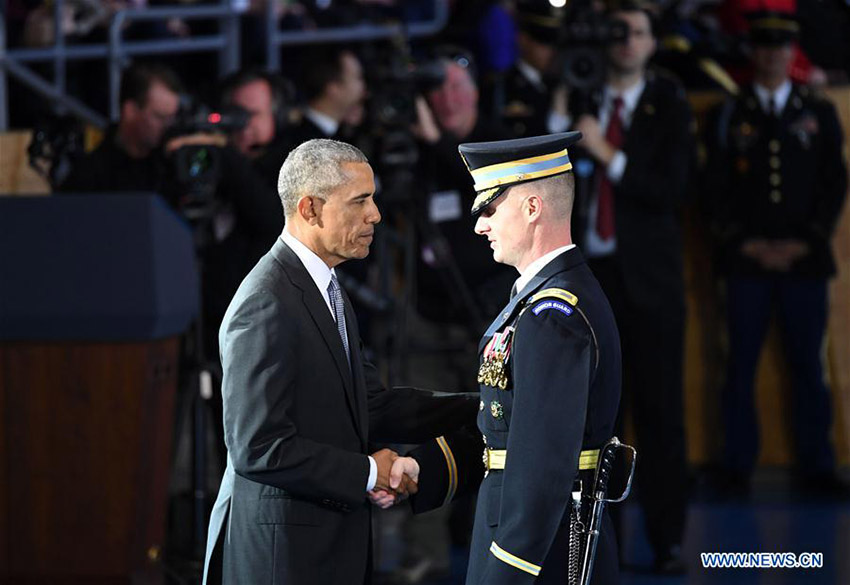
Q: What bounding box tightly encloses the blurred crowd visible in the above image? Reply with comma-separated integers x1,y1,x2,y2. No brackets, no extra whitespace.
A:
7,0,849,581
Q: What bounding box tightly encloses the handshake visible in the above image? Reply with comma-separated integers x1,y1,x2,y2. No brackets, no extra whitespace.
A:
369,448,420,510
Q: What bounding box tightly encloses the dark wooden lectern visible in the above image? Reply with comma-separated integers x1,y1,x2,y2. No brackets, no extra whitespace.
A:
0,194,199,584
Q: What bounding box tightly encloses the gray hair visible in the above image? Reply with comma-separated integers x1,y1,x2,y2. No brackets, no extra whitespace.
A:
278,139,368,217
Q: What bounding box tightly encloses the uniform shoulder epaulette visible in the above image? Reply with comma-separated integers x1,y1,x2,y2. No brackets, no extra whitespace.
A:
527,287,578,307
523,288,579,319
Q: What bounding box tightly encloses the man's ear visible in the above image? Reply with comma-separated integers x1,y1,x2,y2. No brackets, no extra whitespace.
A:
524,194,542,222
297,195,323,225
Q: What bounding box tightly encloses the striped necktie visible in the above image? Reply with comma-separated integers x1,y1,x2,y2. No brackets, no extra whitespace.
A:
327,275,351,369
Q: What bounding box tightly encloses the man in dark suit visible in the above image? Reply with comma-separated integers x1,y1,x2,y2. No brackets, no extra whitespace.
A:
407,132,624,584
571,0,693,572
290,46,367,145
202,139,479,585
705,12,847,494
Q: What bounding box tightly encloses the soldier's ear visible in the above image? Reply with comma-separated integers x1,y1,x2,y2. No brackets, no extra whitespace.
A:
524,194,543,222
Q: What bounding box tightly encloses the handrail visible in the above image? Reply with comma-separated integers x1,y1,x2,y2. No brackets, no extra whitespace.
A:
0,1,450,130
107,3,241,120
265,1,450,69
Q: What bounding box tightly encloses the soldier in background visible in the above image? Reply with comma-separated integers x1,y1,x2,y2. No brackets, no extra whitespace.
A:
492,0,570,138
705,11,848,497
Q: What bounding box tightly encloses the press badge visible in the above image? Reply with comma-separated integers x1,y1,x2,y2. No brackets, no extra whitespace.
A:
428,190,463,223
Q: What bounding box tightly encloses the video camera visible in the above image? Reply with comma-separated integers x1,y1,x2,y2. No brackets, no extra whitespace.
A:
165,99,249,219
28,114,85,189
362,41,446,200
557,0,628,92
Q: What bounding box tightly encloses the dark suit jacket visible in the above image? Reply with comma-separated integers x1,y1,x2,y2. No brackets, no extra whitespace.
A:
203,237,478,585
573,70,694,309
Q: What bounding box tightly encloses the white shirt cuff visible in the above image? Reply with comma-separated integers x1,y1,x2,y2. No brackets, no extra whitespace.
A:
547,111,571,134
366,455,377,491
607,151,627,183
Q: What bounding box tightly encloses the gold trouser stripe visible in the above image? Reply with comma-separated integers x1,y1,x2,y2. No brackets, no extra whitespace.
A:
490,541,542,576
435,436,457,506
484,448,599,471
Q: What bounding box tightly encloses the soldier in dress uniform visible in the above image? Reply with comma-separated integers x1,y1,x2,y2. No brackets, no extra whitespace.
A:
705,11,848,493
409,132,623,584
491,0,570,138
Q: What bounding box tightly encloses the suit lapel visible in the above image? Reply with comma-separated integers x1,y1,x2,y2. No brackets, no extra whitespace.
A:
271,240,362,434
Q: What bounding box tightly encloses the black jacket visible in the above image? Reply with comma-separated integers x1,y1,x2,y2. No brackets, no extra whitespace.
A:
572,71,694,309
705,83,847,277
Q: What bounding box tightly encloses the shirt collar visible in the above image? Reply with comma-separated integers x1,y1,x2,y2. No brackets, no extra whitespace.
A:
305,108,340,137
753,80,792,114
604,77,646,115
281,227,335,295
513,244,576,297
517,60,546,92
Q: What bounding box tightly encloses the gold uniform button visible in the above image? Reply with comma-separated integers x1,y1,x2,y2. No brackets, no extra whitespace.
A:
770,174,781,186
770,190,782,203
479,400,485,411
769,140,781,153
770,156,781,169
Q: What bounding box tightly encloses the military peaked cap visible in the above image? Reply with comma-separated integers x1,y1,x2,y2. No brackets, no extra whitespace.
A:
747,11,799,45
459,131,582,216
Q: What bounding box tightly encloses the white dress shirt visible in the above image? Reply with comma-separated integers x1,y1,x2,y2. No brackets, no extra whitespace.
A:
305,107,340,137
753,80,792,115
512,245,576,298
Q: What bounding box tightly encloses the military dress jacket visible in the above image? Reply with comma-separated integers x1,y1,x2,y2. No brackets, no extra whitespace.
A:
203,238,478,585
705,83,848,277
496,63,553,139
420,247,620,585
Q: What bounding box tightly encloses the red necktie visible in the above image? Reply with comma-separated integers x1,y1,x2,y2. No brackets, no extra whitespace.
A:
596,96,624,240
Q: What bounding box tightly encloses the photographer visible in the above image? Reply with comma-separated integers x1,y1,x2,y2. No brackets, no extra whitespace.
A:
387,49,512,583
412,48,515,329
218,69,294,187
57,62,182,200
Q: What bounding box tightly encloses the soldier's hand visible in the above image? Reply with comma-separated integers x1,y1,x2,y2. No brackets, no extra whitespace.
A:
390,456,419,496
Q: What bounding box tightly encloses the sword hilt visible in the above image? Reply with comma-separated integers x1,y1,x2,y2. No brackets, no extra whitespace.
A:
593,436,620,498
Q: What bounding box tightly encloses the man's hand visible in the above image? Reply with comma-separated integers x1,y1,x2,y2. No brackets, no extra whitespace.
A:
368,456,420,509
164,132,227,154
371,448,399,492
574,114,617,166
742,238,810,271
411,96,442,145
